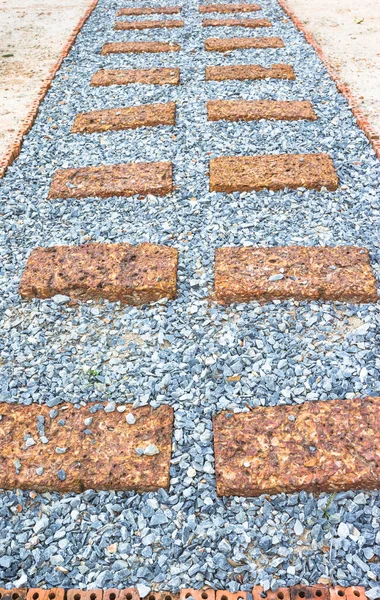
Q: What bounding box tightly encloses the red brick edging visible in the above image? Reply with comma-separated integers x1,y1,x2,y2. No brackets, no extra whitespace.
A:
0,585,370,600
277,0,380,159
0,0,99,180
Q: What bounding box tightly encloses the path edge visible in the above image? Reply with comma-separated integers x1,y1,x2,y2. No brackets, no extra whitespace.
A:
277,0,380,159
0,0,99,180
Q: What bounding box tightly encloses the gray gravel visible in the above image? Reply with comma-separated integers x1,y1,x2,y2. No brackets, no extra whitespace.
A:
0,0,379,594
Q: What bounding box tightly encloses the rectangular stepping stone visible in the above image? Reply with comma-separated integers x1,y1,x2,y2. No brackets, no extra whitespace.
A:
207,100,317,122
206,63,295,81
200,3,261,12
0,402,174,492
91,68,180,86
48,162,173,199
117,6,182,15
213,396,380,497
72,102,176,133
214,246,377,304
205,36,284,51
202,17,271,27
19,242,178,304
209,153,337,192
114,19,184,30
101,41,181,54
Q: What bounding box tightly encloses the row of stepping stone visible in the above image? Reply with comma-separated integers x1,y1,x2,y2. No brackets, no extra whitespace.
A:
19,243,378,305
4,2,379,500
0,393,378,494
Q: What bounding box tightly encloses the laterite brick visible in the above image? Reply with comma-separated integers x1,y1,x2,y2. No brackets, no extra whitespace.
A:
214,245,377,304
91,68,180,86
213,396,380,497
205,36,284,51
117,6,181,15
207,100,317,122
0,403,174,492
101,41,180,54
71,102,176,133
205,63,295,81
48,161,173,199
209,153,337,192
114,19,184,30
19,242,178,304
200,3,260,13
202,17,271,27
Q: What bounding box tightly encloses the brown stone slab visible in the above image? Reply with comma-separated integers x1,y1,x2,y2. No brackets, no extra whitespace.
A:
214,245,377,304
91,68,180,86
205,36,284,51
72,102,176,134
101,41,181,54
0,402,173,493
200,3,261,12
202,17,271,27
48,162,173,199
207,100,317,121
206,63,295,81
114,19,184,30
117,6,182,15
214,396,380,497
19,242,178,304
209,153,337,192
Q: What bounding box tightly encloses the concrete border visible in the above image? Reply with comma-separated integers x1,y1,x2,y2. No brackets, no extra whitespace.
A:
0,0,99,179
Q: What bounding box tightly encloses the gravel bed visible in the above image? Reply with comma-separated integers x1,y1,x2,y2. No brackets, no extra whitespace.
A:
0,0,379,594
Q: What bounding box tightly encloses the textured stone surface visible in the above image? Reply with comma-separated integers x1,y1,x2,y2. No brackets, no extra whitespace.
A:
91,68,180,86
200,3,261,13
209,153,337,192
202,17,271,27
0,402,174,493
72,102,176,133
48,162,173,199
207,100,317,122
117,6,182,15
214,245,377,304
206,63,295,81
205,36,284,51
101,41,181,54
19,242,178,304
114,19,184,30
213,397,380,497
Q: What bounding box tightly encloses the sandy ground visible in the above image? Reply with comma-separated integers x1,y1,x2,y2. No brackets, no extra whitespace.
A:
0,0,379,161
284,0,380,139
0,0,92,159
